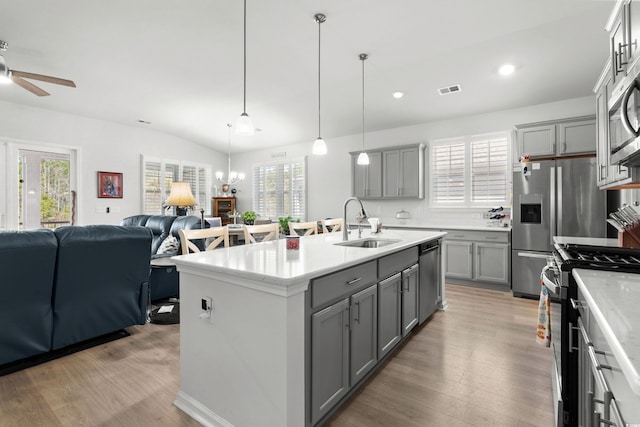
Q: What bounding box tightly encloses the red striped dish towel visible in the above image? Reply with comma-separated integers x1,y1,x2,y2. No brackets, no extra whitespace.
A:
536,281,551,347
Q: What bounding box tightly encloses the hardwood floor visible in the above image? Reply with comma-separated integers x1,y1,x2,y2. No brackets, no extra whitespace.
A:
0,284,554,426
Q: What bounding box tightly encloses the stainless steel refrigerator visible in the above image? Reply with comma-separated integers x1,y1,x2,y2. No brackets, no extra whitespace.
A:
511,157,607,297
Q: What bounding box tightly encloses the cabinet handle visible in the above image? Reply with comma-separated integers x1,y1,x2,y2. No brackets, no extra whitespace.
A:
353,301,360,324
619,42,629,68
346,277,362,286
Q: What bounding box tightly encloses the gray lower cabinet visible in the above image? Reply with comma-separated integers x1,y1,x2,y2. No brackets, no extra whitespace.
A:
443,230,510,290
349,284,378,386
401,264,419,336
474,242,509,283
377,273,401,359
443,241,473,279
311,299,350,425
311,283,378,425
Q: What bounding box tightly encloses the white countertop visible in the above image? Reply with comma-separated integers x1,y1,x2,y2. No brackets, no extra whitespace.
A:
172,229,446,287
554,236,621,247
572,268,640,396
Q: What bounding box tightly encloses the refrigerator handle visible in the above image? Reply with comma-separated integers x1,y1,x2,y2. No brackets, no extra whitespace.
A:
550,166,556,247
556,166,562,239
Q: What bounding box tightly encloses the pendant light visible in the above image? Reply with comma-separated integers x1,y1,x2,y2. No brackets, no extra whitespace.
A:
357,53,370,165
236,0,255,135
216,123,245,192
312,13,327,156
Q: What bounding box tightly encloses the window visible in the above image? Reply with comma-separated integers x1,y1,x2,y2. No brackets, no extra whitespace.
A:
142,156,212,215
430,132,509,207
252,157,306,220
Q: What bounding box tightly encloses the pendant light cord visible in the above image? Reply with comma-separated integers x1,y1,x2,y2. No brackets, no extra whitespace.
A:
317,16,321,139
361,54,366,151
243,0,247,114
227,123,232,176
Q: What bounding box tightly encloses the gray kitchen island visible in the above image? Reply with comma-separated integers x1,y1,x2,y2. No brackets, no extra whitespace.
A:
171,229,446,427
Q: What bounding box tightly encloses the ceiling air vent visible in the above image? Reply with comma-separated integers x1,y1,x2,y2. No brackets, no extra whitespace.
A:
438,84,462,96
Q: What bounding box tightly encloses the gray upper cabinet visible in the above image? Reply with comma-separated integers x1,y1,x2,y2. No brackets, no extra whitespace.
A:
352,144,424,199
517,124,556,158
515,116,596,161
382,146,424,198
610,3,627,92
557,120,596,155
352,151,382,199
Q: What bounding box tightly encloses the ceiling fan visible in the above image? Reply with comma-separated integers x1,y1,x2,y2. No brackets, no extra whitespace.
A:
0,40,76,97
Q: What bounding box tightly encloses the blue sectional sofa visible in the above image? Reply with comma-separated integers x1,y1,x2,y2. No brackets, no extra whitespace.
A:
121,215,206,301
0,225,152,367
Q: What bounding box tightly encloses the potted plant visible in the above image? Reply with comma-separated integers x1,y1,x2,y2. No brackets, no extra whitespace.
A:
242,210,257,225
278,216,299,235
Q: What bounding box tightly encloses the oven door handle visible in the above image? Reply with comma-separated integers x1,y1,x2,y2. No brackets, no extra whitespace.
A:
621,79,640,138
540,267,560,295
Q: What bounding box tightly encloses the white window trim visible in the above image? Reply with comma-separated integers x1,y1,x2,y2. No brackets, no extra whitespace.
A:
141,155,212,215
429,131,510,209
252,156,307,220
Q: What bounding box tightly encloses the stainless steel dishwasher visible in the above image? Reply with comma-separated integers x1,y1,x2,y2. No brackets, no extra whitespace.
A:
418,240,440,324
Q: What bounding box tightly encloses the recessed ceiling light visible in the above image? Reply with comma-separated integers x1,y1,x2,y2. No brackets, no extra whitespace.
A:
393,91,405,99
499,64,515,76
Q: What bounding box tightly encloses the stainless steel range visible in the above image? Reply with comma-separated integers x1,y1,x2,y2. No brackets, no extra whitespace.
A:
542,240,640,426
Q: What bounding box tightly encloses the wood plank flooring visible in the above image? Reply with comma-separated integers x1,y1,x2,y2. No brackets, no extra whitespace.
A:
0,284,554,426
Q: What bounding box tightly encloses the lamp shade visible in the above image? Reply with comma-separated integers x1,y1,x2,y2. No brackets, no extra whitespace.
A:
236,112,255,136
312,137,327,155
166,182,197,207
357,152,370,165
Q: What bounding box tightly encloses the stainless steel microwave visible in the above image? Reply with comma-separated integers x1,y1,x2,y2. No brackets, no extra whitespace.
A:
609,74,640,165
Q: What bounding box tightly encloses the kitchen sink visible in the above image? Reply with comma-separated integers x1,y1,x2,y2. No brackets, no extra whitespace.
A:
335,238,401,248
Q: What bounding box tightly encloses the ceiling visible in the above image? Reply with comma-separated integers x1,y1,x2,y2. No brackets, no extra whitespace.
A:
0,0,613,153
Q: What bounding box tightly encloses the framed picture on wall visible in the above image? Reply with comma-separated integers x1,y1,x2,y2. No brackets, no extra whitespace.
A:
98,171,123,198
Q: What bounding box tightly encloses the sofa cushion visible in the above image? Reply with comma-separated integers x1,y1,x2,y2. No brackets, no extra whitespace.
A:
0,229,57,365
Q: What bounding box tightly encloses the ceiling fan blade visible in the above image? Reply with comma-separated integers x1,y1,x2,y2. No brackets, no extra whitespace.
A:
11,70,76,87
11,75,50,96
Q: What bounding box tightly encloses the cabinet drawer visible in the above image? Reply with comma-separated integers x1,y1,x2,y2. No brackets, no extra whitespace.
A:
378,247,418,279
444,230,509,243
311,260,377,308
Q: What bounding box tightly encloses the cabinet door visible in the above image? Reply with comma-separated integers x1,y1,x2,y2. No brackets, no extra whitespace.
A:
377,273,401,358
629,0,640,70
350,284,378,386
352,152,382,199
517,124,556,158
366,152,383,198
399,147,420,197
401,264,419,336
311,299,350,425
443,241,473,279
611,5,627,90
596,70,610,186
382,150,400,198
474,243,509,284
558,119,596,155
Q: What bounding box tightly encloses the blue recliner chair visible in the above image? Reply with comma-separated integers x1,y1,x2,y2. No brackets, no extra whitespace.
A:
51,225,152,350
0,229,58,365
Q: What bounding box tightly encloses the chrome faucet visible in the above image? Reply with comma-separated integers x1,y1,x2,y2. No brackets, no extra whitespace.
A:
342,197,368,241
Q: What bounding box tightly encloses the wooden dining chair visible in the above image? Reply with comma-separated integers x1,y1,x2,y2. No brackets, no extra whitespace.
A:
289,221,318,236
242,223,280,244
321,218,344,233
179,227,229,253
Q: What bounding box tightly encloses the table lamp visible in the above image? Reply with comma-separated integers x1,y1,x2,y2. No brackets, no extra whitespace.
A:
166,182,197,216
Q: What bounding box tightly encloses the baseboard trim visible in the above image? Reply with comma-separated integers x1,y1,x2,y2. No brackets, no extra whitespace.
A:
174,390,234,427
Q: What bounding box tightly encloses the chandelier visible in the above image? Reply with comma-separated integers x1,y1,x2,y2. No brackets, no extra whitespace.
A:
216,123,245,192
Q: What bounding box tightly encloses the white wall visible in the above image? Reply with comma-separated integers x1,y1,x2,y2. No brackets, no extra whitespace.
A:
0,100,227,227
232,96,596,226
